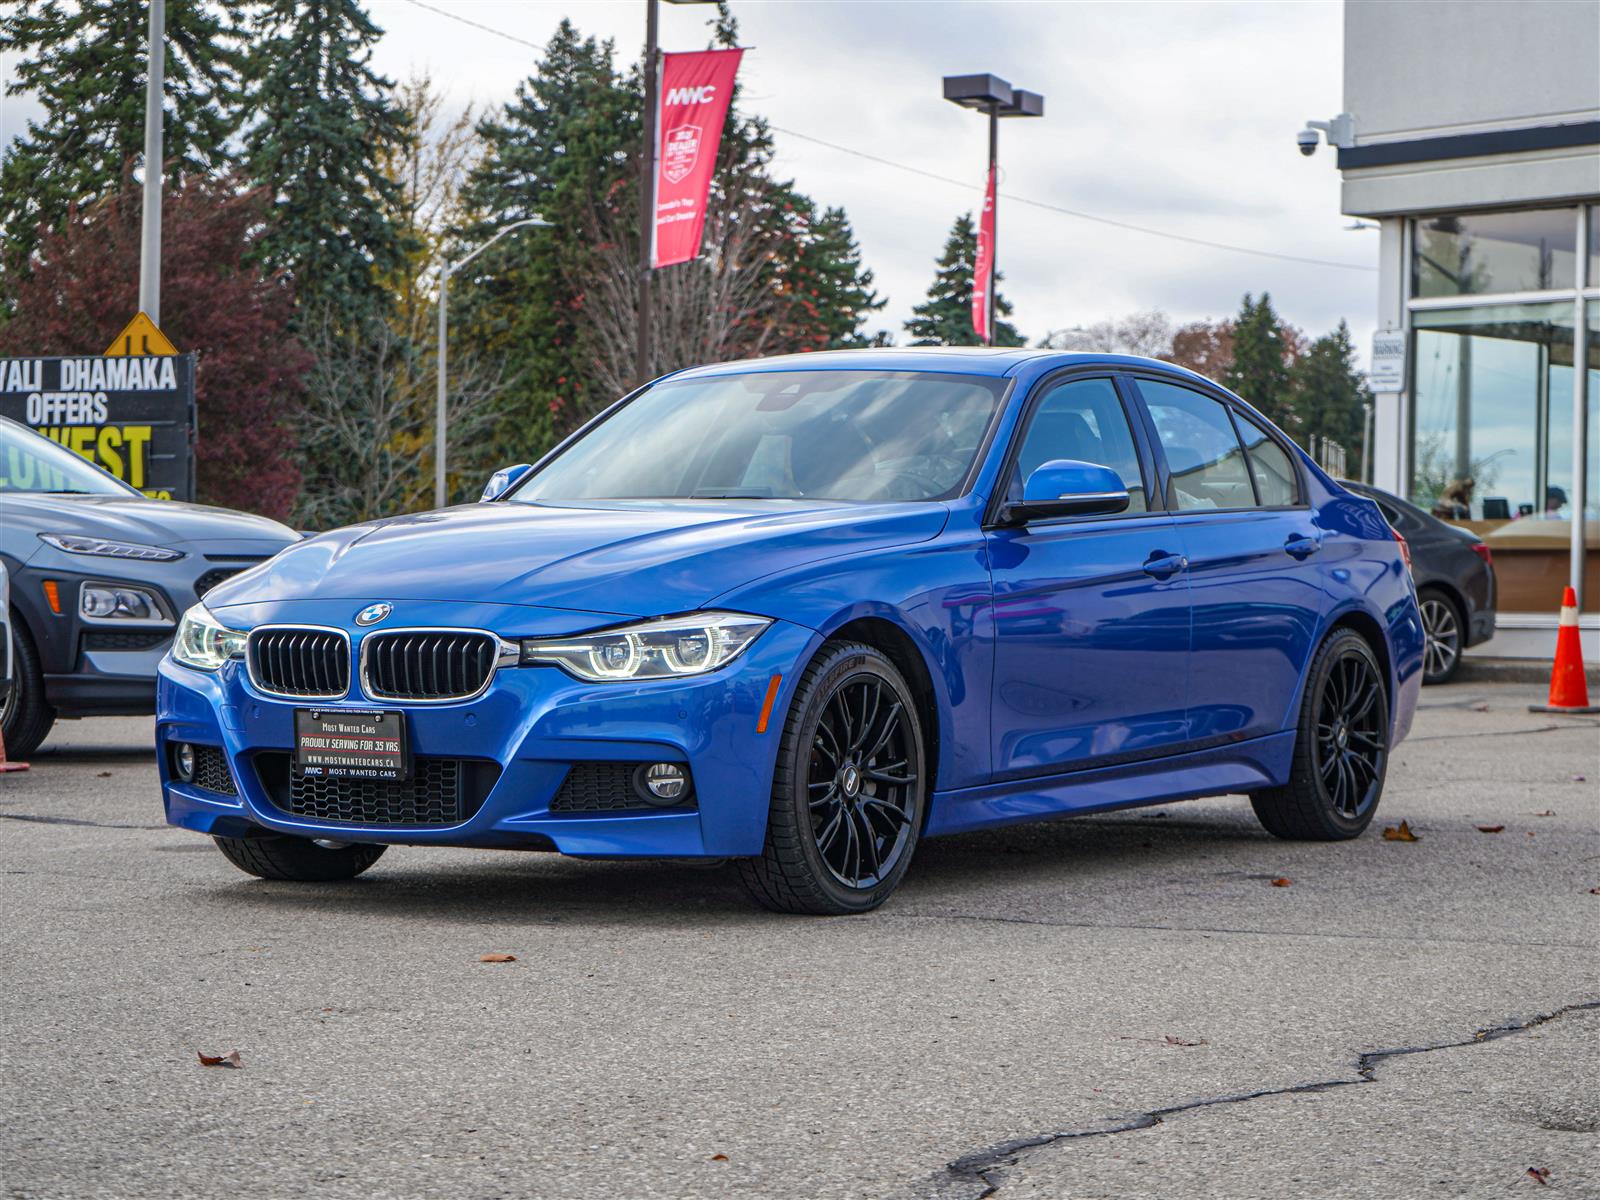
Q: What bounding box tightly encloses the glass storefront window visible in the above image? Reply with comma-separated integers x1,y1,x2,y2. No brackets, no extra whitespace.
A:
1413,208,1578,297
1410,302,1575,521
1590,205,1599,287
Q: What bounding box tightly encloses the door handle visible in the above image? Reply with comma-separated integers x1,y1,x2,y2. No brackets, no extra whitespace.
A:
1142,551,1187,580
1284,534,1321,560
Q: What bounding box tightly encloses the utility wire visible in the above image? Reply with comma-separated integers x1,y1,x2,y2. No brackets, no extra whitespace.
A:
398,0,1377,275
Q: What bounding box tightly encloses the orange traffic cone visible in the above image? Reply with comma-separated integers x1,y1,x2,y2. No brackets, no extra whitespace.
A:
1529,586,1599,714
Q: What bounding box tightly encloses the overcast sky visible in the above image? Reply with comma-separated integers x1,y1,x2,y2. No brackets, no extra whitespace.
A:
2,0,1379,363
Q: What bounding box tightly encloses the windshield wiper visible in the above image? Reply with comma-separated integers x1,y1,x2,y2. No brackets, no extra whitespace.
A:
688,489,776,499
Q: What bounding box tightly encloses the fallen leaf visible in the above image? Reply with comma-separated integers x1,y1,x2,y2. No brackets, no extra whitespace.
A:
1589,887,1600,895
710,1153,729,1162
1382,820,1419,842
1572,774,1587,782
1270,877,1292,887
1530,810,1556,817
96,771,112,778
1475,825,1505,834
197,1050,242,1069
1526,1166,1551,1185
479,953,516,963
1163,1035,1209,1047
1471,702,1490,712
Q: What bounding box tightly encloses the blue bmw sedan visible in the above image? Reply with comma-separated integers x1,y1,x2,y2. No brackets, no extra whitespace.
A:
158,349,1422,913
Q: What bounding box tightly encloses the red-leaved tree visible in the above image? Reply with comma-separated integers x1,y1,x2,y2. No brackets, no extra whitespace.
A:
0,174,308,519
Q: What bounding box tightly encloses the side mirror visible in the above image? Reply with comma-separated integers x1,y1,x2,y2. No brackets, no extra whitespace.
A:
480,463,533,503
1003,459,1130,524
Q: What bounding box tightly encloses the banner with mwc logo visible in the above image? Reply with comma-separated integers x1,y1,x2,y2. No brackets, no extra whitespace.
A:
652,48,745,269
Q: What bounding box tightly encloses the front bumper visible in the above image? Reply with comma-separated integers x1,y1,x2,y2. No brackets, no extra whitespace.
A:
157,616,816,858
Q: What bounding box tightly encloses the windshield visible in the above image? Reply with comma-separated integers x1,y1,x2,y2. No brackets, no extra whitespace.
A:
511,370,1007,504
0,419,137,496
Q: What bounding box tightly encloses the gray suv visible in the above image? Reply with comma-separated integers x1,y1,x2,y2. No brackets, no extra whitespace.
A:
0,416,298,755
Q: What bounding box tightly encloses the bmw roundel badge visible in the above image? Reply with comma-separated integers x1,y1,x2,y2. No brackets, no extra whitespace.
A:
355,602,393,627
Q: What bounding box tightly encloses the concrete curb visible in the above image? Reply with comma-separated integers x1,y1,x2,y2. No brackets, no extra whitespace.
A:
1458,656,1600,686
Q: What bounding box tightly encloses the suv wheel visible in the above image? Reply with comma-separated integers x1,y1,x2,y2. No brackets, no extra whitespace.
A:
2,615,56,759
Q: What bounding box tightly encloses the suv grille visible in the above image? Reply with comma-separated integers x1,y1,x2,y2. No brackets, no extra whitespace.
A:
362,631,502,701
195,567,245,597
247,628,349,699
254,754,500,827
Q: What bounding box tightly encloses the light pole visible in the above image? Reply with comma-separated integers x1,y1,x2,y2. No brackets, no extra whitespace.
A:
637,0,721,387
139,0,165,324
435,217,550,509
942,74,1043,344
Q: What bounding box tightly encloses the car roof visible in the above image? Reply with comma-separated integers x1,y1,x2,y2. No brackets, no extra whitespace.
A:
662,346,1217,384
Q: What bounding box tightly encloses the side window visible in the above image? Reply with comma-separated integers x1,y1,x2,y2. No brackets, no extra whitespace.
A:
1236,414,1299,506
1139,380,1254,511
1008,378,1147,513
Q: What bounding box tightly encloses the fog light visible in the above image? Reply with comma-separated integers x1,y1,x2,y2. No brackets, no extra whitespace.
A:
174,742,196,782
635,762,690,805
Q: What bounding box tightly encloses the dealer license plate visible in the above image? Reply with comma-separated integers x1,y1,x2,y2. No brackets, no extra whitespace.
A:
293,708,411,781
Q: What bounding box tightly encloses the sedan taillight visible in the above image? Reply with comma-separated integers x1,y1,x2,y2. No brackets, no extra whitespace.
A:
1392,527,1413,573
1471,541,1493,568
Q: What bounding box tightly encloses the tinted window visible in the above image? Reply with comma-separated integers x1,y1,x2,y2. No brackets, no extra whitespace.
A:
1140,381,1254,511
1008,378,1147,513
514,371,1005,504
1237,414,1298,506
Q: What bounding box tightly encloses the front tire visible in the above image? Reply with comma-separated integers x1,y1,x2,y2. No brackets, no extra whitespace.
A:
2,614,56,759
739,643,926,915
1252,628,1389,840
213,833,386,881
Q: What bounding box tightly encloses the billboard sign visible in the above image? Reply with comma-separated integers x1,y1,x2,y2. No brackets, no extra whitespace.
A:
0,354,197,500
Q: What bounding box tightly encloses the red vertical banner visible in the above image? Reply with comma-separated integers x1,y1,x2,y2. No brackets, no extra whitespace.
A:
971,164,996,343
651,48,744,269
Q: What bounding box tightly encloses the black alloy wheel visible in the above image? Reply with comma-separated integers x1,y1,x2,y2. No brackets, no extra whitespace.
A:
1417,588,1463,685
1252,628,1389,840
740,642,926,914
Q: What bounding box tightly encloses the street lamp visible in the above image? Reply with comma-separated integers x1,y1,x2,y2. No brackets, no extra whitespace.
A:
637,0,722,388
942,73,1043,344
434,217,551,509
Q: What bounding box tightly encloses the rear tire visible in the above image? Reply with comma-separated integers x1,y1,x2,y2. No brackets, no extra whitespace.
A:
2,615,56,759
1252,628,1389,841
213,833,386,881
738,642,926,915
1417,586,1464,685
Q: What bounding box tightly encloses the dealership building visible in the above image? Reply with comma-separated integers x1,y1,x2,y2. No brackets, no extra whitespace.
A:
1318,0,1598,660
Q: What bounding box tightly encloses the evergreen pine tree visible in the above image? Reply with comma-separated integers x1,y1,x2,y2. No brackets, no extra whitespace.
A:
1291,320,1371,475
0,0,244,272
242,0,409,325
772,198,886,350
904,213,1022,347
1223,293,1295,429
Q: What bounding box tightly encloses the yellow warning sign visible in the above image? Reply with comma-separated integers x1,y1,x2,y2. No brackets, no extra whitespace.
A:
104,312,178,357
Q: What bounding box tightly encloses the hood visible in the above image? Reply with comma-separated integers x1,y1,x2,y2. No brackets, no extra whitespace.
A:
205,499,949,618
6,493,298,555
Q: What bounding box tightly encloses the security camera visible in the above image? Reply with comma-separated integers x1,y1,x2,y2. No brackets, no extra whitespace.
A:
1297,127,1321,156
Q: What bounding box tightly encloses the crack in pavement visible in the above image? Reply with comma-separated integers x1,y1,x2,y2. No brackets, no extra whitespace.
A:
935,1001,1600,1200
1406,722,1599,742
885,911,1595,950
0,812,167,831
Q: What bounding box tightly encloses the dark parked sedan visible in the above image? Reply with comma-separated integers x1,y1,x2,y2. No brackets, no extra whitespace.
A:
0,416,298,756
1343,481,1495,684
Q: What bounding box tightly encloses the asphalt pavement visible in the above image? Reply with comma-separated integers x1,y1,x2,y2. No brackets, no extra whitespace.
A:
1,681,1596,1199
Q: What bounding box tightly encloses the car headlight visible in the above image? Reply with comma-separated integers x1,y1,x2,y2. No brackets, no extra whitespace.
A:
80,583,170,624
520,612,771,682
171,604,247,671
39,533,183,562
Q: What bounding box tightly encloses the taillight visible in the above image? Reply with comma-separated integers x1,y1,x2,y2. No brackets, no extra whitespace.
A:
1392,527,1412,573
1471,542,1492,568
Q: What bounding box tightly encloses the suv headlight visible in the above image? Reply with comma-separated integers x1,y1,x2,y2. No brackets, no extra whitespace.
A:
80,583,170,624
40,533,183,562
172,604,246,671
520,612,770,682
